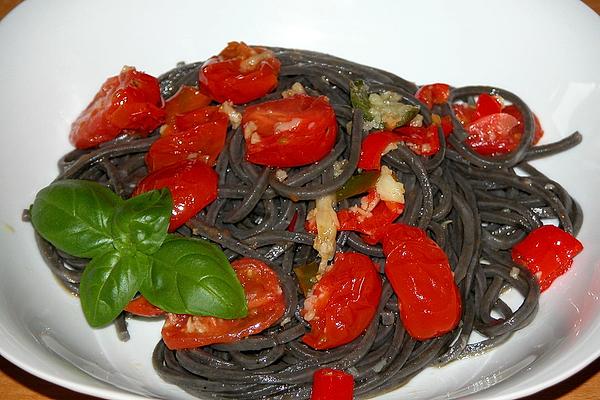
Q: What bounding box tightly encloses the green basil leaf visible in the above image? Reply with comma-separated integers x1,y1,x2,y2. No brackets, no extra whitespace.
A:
141,236,247,319
79,250,147,327
111,189,171,255
30,180,123,258
350,80,373,121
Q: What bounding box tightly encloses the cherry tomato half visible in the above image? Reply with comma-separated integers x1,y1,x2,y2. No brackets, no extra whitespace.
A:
337,199,405,245
503,104,544,145
415,83,450,109
199,42,281,104
242,94,338,167
311,368,354,400
125,295,165,317
381,224,461,341
70,67,165,149
161,258,285,350
464,113,520,156
133,159,218,231
474,93,503,120
511,225,583,292
145,106,228,171
164,85,212,123
302,252,382,350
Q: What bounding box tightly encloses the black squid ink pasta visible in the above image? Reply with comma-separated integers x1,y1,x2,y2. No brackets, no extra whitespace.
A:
30,46,583,399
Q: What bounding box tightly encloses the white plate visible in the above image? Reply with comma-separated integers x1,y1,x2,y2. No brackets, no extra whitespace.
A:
1,0,599,399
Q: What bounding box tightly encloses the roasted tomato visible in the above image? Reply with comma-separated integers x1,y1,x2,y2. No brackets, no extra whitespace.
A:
302,252,382,350
242,94,338,167
125,295,165,317
415,83,450,109
511,225,583,291
337,198,404,245
199,41,281,104
161,258,285,350
394,125,440,156
311,369,354,400
381,224,461,340
164,85,212,123
474,93,503,119
133,159,218,231
145,106,228,171
503,104,544,145
70,67,165,149
452,103,477,126
463,113,520,156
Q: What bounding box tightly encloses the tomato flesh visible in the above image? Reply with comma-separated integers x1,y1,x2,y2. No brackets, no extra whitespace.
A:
393,125,440,156
133,159,218,231
164,85,212,123
302,252,382,350
161,258,285,350
381,224,461,340
125,295,165,317
337,199,405,245
243,95,338,167
474,93,503,119
70,67,165,149
503,104,544,145
464,113,520,156
311,368,354,400
146,106,228,171
199,42,281,104
415,83,450,109
511,225,583,292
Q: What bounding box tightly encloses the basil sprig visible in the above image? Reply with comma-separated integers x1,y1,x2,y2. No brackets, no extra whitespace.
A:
30,179,247,327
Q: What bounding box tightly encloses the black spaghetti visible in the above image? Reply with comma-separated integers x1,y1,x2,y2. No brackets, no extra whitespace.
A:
31,47,583,399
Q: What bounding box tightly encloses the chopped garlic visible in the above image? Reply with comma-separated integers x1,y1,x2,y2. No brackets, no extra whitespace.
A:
312,194,339,273
239,51,272,73
275,169,288,182
409,114,424,127
510,267,520,279
282,82,307,98
219,101,242,129
333,159,347,178
382,141,399,157
375,166,405,203
186,316,207,333
250,132,262,144
274,118,302,133
243,121,257,140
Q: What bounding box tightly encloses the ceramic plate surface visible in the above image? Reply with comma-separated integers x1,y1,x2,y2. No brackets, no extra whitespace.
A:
1,0,599,399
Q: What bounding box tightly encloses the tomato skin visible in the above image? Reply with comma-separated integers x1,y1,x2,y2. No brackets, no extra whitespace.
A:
474,93,503,119
381,224,461,341
452,103,477,126
503,104,544,145
464,112,520,156
161,258,285,350
511,225,583,292
337,200,404,245
133,159,218,231
311,368,354,400
70,67,165,149
145,107,228,171
358,131,403,170
199,42,280,104
393,125,440,156
415,83,450,109
243,95,338,167
164,85,212,123
302,252,382,350
125,295,165,317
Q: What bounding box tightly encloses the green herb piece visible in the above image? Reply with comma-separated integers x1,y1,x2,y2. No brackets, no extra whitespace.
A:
141,236,248,319
336,171,380,201
111,188,171,255
293,261,320,296
30,179,122,258
350,80,374,121
79,249,147,327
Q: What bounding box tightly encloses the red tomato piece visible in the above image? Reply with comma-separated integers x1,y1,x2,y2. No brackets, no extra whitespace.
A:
146,107,228,171
161,258,285,350
302,252,382,350
242,94,338,167
337,200,405,245
474,93,503,119
503,104,544,145
70,67,165,149
199,41,281,104
125,295,165,317
133,159,218,231
393,125,441,156
164,85,212,123
358,131,403,170
381,224,462,340
464,113,520,156
415,83,450,109
311,368,354,400
511,225,583,292
452,103,477,126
